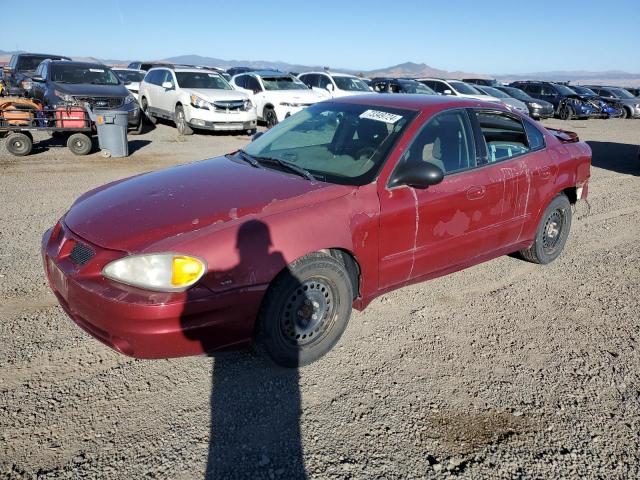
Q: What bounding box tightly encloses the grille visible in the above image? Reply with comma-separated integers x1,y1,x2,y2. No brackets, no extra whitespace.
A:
69,242,95,265
212,100,245,112
73,96,124,109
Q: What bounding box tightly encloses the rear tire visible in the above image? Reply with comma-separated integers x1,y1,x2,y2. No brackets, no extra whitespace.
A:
264,107,278,128
175,105,193,135
257,253,353,367
520,194,572,264
5,132,33,156
140,97,156,124
66,133,92,156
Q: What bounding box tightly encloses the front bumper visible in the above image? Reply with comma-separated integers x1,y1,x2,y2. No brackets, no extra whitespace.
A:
187,108,257,131
530,105,554,119
42,223,265,359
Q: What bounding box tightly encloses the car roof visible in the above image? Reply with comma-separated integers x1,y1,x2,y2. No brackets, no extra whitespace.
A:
112,68,144,72
19,53,70,59
331,93,509,112
301,71,357,77
248,70,290,77
47,60,108,68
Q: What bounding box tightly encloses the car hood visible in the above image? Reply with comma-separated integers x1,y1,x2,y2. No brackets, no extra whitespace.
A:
501,97,529,111
124,81,140,91
182,88,250,101
458,93,501,102
52,82,130,97
64,155,353,252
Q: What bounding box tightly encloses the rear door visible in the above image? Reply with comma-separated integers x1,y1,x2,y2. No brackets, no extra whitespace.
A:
157,70,179,116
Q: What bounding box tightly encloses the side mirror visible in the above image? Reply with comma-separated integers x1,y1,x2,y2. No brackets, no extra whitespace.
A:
326,83,334,92
3,66,13,73
161,81,173,89
443,89,453,95
389,162,444,189
252,131,264,141
31,75,44,83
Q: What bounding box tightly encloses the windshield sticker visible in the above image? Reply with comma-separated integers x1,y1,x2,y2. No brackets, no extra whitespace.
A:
359,109,403,124
89,68,105,73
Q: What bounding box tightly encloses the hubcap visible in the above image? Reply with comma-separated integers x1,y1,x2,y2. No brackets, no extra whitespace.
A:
280,279,335,346
542,210,564,252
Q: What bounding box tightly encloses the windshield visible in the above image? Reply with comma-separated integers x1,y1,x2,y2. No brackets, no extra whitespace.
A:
262,76,308,91
242,102,417,185
572,86,596,96
500,87,533,101
17,56,51,71
555,84,577,96
479,86,509,98
176,72,231,90
611,88,636,99
50,64,120,85
333,76,370,92
114,70,144,83
449,81,481,95
400,82,435,94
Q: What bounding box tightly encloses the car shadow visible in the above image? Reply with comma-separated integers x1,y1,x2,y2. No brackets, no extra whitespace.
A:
587,141,640,176
181,220,307,479
128,139,152,155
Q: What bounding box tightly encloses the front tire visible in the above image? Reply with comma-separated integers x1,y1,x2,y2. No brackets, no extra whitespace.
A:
559,104,573,120
258,253,353,367
264,107,278,128
520,194,572,264
175,105,193,135
620,107,629,119
140,97,156,124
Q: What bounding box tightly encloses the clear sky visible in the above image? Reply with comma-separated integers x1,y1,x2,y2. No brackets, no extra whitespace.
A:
1,0,638,74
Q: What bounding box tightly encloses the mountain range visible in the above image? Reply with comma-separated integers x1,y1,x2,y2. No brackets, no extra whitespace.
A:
1,50,638,86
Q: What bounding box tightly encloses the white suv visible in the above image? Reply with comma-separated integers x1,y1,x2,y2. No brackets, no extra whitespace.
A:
297,71,374,98
417,78,501,103
230,71,325,127
138,67,257,135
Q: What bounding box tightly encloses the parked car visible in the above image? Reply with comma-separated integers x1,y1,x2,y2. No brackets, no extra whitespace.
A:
463,78,502,87
369,78,436,95
3,52,71,95
569,85,623,118
298,71,374,97
230,70,324,127
112,68,145,100
474,85,530,116
509,81,596,120
138,66,257,135
227,67,254,77
417,78,501,103
30,60,141,133
583,86,640,119
623,87,640,97
42,95,591,367
493,86,554,119
128,61,173,71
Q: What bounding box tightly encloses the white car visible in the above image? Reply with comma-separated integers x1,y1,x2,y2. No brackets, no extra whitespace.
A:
112,68,145,101
138,67,257,135
297,71,374,98
230,71,325,127
417,78,502,103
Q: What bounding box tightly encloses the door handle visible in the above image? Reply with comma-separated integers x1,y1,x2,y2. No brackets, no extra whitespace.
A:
466,185,486,200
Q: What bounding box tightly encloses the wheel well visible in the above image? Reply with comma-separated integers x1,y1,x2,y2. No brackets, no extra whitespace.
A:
562,187,578,204
623,105,632,115
326,248,361,300
263,103,275,115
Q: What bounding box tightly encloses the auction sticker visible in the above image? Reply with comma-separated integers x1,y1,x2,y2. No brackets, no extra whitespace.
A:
89,68,105,73
359,109,403,123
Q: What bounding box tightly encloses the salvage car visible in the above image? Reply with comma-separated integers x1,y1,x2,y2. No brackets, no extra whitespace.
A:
474,85,530,116
510,81,596,120
2,52,71,95
112,68,145,100
230,70,324,127
584,86,640,119
369,78,436,95
494,85,554,119
30,60,141,133
42,95,591,367
570,85,623,118
139,66,257,135
298,71,374,97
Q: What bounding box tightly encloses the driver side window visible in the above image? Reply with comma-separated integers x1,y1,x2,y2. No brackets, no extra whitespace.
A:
401,110,475,175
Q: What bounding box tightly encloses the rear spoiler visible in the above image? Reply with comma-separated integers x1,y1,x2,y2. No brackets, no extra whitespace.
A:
546,127,579,143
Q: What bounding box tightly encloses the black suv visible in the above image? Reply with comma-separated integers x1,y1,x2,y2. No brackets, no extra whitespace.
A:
30,60,141,131
3,52,71,95
370,78,436,94
509,81,596,120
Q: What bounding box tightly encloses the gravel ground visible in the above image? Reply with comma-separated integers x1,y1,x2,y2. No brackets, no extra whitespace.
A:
1,117,639,479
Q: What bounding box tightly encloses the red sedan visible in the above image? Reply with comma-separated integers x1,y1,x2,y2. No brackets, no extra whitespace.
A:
42,95,591,367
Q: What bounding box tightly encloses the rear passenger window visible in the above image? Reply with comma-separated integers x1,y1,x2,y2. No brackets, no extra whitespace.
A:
476,112,530,162
522,120,546,151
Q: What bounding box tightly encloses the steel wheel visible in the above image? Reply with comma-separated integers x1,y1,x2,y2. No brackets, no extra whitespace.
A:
542,209,565,255
519,194,572,265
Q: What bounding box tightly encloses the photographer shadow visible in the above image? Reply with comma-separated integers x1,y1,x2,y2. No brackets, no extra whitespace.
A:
182,220,307,479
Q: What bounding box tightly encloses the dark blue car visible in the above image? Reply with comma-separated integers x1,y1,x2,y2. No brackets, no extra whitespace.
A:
570,86,623,118
510,81,596,120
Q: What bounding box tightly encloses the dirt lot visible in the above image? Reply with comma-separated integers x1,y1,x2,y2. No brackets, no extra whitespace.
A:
1,117,639,479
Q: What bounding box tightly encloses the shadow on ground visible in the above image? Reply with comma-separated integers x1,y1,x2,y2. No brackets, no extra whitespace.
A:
587,141,640,176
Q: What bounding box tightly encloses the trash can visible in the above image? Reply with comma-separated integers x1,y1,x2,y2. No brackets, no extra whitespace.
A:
88,108,129,157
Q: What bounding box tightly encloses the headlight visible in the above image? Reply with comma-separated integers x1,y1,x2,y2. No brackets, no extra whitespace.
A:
21,79,33,90
190,95,209,109
54,90,76,104
124,93,135,105
243,98,253,111
530,103,542,108
103,253,206,292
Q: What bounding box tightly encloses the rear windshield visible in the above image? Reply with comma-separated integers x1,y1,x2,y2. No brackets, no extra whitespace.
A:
262,76,308,91
176,72,231,90
572,86,596,96
17,56,52,71
50,64,120,85
333,76,370,92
